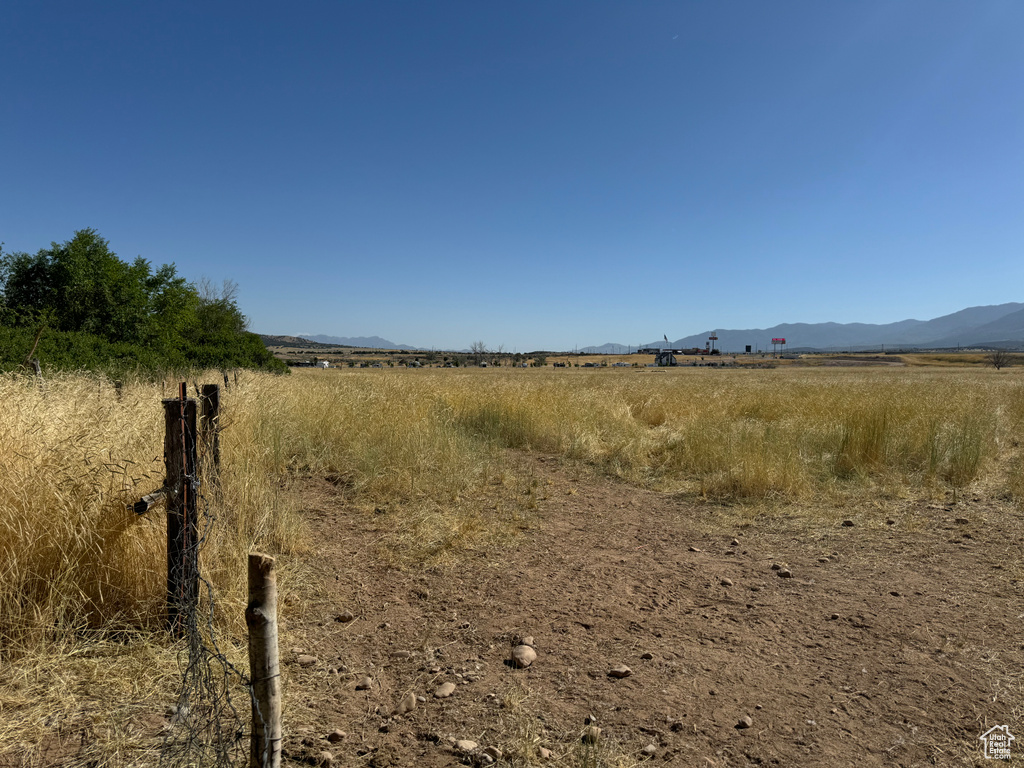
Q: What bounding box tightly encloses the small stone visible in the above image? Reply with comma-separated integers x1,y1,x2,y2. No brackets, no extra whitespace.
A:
608,665,632,679
582,726,602,744
296,655,318,667
477,755,495,766
416,695,426,703
335,610,355,623
642,744,658,756
829,613,840,620
521,635,535,647
434,682,457,698
736,716,753,729
538,747,552,759
841,520,855,527
720,578,733,587
640,652,654,660
316,751,334,766
511,645,537,668
455,739,478,753
778,569,793,579
355,676,373,690
770,563,782,570
584,713,598,725
688,546,702,552
482,746,503,760
326,729,346,743
395,692,417,715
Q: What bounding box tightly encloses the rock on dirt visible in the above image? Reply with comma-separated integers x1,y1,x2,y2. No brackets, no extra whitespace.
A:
511,644,537,668
326,729,346,743
455,739,478,753
334,610,355,623
394,691,417,715
355,676,372,690
608,665,632,678
736,715,753,729
296,654,318,667
434,682,457,698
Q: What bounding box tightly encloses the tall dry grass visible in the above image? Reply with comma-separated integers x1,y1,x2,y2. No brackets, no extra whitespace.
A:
1,365,1022,765
3,365,1020,646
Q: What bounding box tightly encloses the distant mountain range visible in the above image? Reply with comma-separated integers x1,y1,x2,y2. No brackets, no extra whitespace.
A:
296,334,420,350
582,303,1024,353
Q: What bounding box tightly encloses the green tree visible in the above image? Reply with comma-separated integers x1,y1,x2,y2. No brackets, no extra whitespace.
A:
0,230,286,374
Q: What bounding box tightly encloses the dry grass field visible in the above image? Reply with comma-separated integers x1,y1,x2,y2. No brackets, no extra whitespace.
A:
1,366,1022,766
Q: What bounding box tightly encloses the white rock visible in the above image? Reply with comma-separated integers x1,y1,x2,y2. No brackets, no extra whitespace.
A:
455,739,478,752
355,676,373,690
608,665,632,678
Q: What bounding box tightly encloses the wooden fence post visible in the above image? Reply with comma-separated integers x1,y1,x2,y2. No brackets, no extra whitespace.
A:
163,384,198,638
200,384,221,474
247,553,282,768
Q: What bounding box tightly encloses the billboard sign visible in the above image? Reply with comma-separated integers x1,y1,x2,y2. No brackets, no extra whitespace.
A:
772,338,786,344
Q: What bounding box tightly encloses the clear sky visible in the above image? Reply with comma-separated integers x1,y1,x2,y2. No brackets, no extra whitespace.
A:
2,1,1021,351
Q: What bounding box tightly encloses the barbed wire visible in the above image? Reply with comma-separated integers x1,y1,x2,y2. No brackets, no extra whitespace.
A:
159,390,266,768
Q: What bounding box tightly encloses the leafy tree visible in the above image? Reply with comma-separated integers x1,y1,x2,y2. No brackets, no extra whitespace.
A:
0,230,286,374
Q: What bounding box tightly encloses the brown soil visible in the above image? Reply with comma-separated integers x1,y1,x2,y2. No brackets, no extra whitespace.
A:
279,458,1023,767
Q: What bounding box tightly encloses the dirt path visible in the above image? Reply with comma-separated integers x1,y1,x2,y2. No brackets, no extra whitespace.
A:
281,457,1023,767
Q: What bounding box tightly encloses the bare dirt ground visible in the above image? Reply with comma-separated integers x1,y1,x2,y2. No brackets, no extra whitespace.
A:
279,457,1023,768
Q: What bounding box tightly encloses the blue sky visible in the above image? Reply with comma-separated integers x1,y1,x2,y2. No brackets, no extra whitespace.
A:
2,1,1021,351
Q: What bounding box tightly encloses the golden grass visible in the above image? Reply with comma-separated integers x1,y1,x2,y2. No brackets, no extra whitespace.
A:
1,365,1023,764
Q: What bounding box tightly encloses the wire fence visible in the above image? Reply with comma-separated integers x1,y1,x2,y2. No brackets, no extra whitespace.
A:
157,386,265,768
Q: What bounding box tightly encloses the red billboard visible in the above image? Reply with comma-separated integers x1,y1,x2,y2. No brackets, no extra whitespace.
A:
772,338,786,344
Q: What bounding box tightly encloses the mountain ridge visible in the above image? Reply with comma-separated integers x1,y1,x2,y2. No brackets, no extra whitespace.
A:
582,303,1024,353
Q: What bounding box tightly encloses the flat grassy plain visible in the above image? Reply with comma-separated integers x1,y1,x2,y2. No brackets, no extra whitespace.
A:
1,365,1022,765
